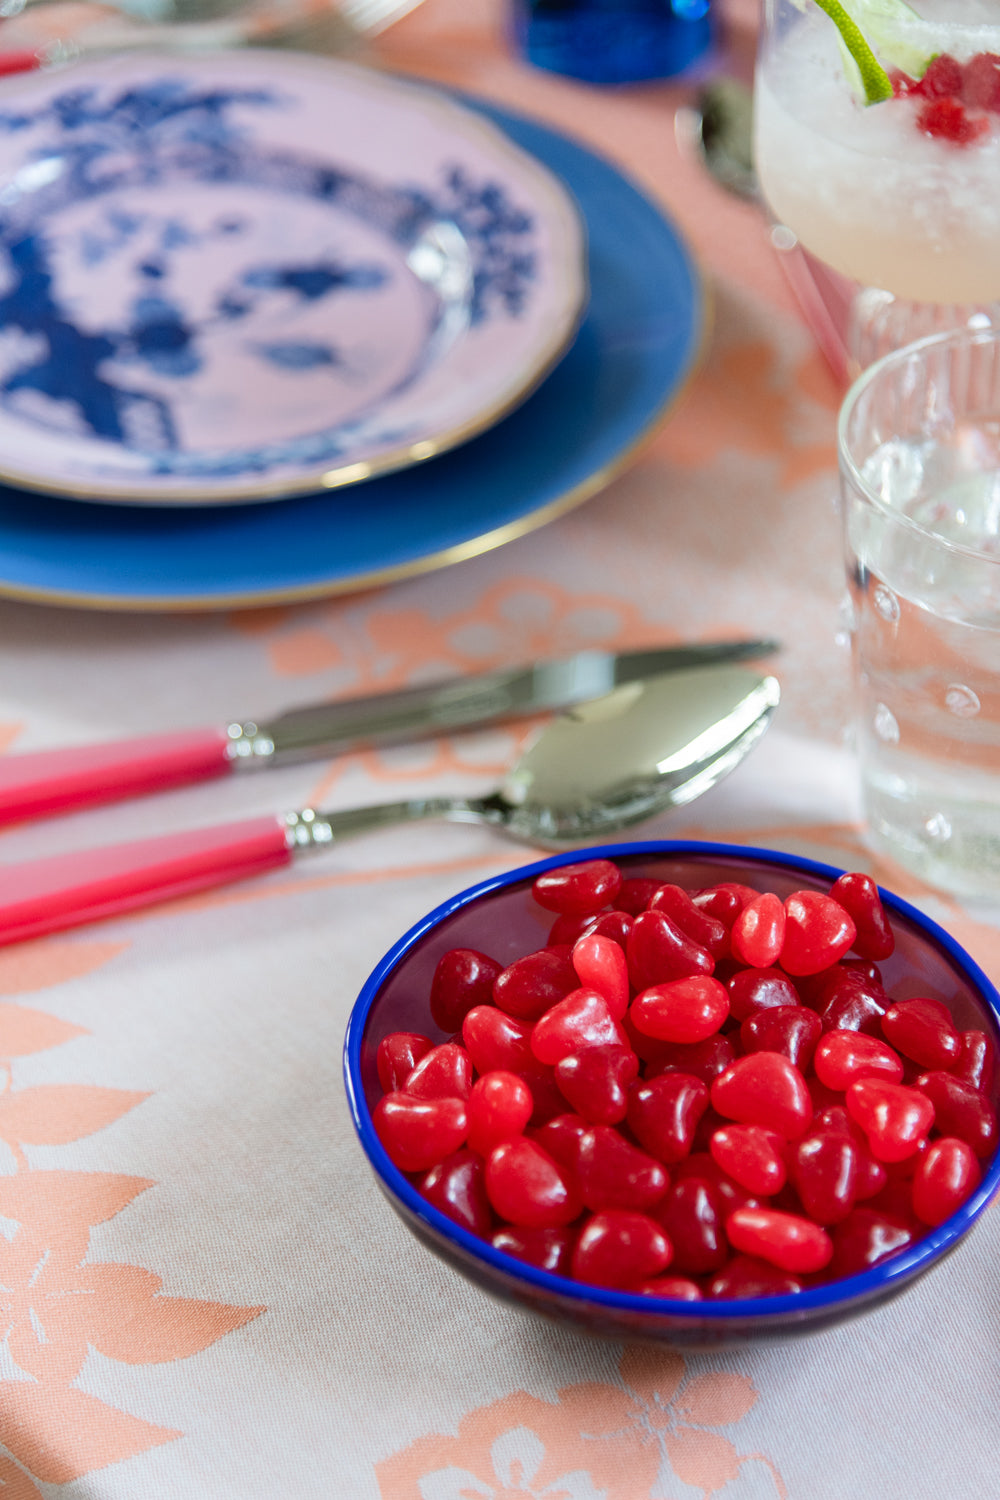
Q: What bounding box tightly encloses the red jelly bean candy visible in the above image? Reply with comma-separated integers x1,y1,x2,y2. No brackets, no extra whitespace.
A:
626,1072,710,1164
707,1255,805,1299
430,949,503,1031
814,968,889,1037
493,948,578,1021
813,1030,904,1090
404,1042,473,1100
829,873,894,960
727,966,800,1022
570,1210,673,1289
492,1224,576,1275
845,1078,934,1163
554,1044,638,1124
653,1176,727,1274
711,1052,812,1139
881,996,961,1069
913,1071,999,1158
710,1123,787,1197
462,1005,534,1074
420,1149,493,1235
614,876,661,914
466,1070,534,1156
828,1208,914,1278
485,1138,582,1227
740,1006,822,1071
576,1125,670,1211
531,1112,589,1178
630,975,729,1043
731,892,786,968
640,1033,737,1085
911,1137,981,1226
780,892,856,976
572,932,630,1019
532,859,622,915
692,883,758,926
951,1030,997,1092
626,909,714,991
649,883,729,958
791,1117,858,1225
635,1275,703,1300
373,1094,468,1173
530,989,627,1065
377,1032,432,1093
726,1206,833,1273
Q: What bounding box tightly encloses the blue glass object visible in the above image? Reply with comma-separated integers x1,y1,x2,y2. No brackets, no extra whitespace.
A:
514,0,713,84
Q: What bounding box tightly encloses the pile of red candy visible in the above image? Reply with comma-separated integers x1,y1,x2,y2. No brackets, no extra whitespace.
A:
372,860,998,1301
891,51,1000,145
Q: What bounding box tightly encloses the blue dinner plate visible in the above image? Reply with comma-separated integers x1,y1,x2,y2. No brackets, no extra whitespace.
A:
0,92,703,610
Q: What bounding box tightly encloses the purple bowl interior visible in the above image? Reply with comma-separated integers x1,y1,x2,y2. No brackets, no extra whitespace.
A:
348,841,1000,1342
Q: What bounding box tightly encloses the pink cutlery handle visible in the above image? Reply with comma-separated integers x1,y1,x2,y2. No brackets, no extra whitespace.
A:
0,728,235,827
0,815,292,946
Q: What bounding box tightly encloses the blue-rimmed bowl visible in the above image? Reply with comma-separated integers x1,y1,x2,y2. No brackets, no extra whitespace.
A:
343,840,1000,1348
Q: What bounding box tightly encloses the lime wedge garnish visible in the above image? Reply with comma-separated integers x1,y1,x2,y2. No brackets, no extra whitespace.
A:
849,0,935,79
812,0,894,102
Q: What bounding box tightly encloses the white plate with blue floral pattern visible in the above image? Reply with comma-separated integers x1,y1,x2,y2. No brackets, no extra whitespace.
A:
0,50,586,504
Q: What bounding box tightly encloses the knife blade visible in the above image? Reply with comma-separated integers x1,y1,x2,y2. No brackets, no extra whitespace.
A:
0,638,779,826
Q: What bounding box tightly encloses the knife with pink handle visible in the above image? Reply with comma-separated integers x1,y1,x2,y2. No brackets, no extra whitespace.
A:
0,639,776,826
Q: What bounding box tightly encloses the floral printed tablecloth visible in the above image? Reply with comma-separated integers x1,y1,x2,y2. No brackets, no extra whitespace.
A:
2,1,999,1496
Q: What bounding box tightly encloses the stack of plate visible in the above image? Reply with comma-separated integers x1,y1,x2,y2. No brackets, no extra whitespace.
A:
0,49,702,608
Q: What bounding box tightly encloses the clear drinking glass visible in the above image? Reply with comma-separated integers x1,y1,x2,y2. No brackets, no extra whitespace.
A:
839,327,1000,899
754,0,1000,375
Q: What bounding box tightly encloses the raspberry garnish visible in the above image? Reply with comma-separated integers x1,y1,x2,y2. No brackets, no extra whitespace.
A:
918,53,964,99
964,52,1000,113
918,95,990,145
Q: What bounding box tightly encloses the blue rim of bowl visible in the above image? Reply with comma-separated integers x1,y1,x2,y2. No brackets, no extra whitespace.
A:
343,839,1000,1321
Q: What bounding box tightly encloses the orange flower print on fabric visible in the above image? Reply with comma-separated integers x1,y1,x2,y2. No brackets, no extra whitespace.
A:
376,1345,786,1500
0,946,264,1488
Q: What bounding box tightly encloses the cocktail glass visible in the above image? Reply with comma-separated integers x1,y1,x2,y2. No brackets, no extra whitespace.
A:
754,0,1000,374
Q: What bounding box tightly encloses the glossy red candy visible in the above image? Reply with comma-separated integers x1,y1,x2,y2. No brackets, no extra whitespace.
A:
576,1125,669,1211
727,966,800,1022
881,996,961,1069
727,1206,833,1272
373,1093,468,1173
626,909,714,991
814,968,888,1037
485,1138,582,1228
813,1031,905,1091
462,1005,534,1075
420,1149,493,1235
635,1275,703,1300
740,1005,822,1071
582,910,634,948
951,1029,996,1092
430,949,504,1032
626,1072,709,1164
653,1176,727,1274
491,1223,576,1275
745,1211,834,1275
692,882,758,926
731,892,786,968
791,1115,858,1225
707,1254,805,1299
673,1151,761,1214
710,1123,787,1196
531,1112,589,1178
780,892,856,976
571,932,630,1019
466,1070,534,1156
828,1208,915,1278
711,1052,812,1139
614,876,661,914
532,859,622,915
554,1044,638,1124
377,1031,432,1093
570,1210,673,1288
631,974,729,1043
641,1033,737,1085
493,948,578,1021
845,1078,935,1163
911,1137,981,1226
913,1071,999,1158
829,873,894,960
404,1042,474,1101
649,883,729,959
530,988,627,1065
